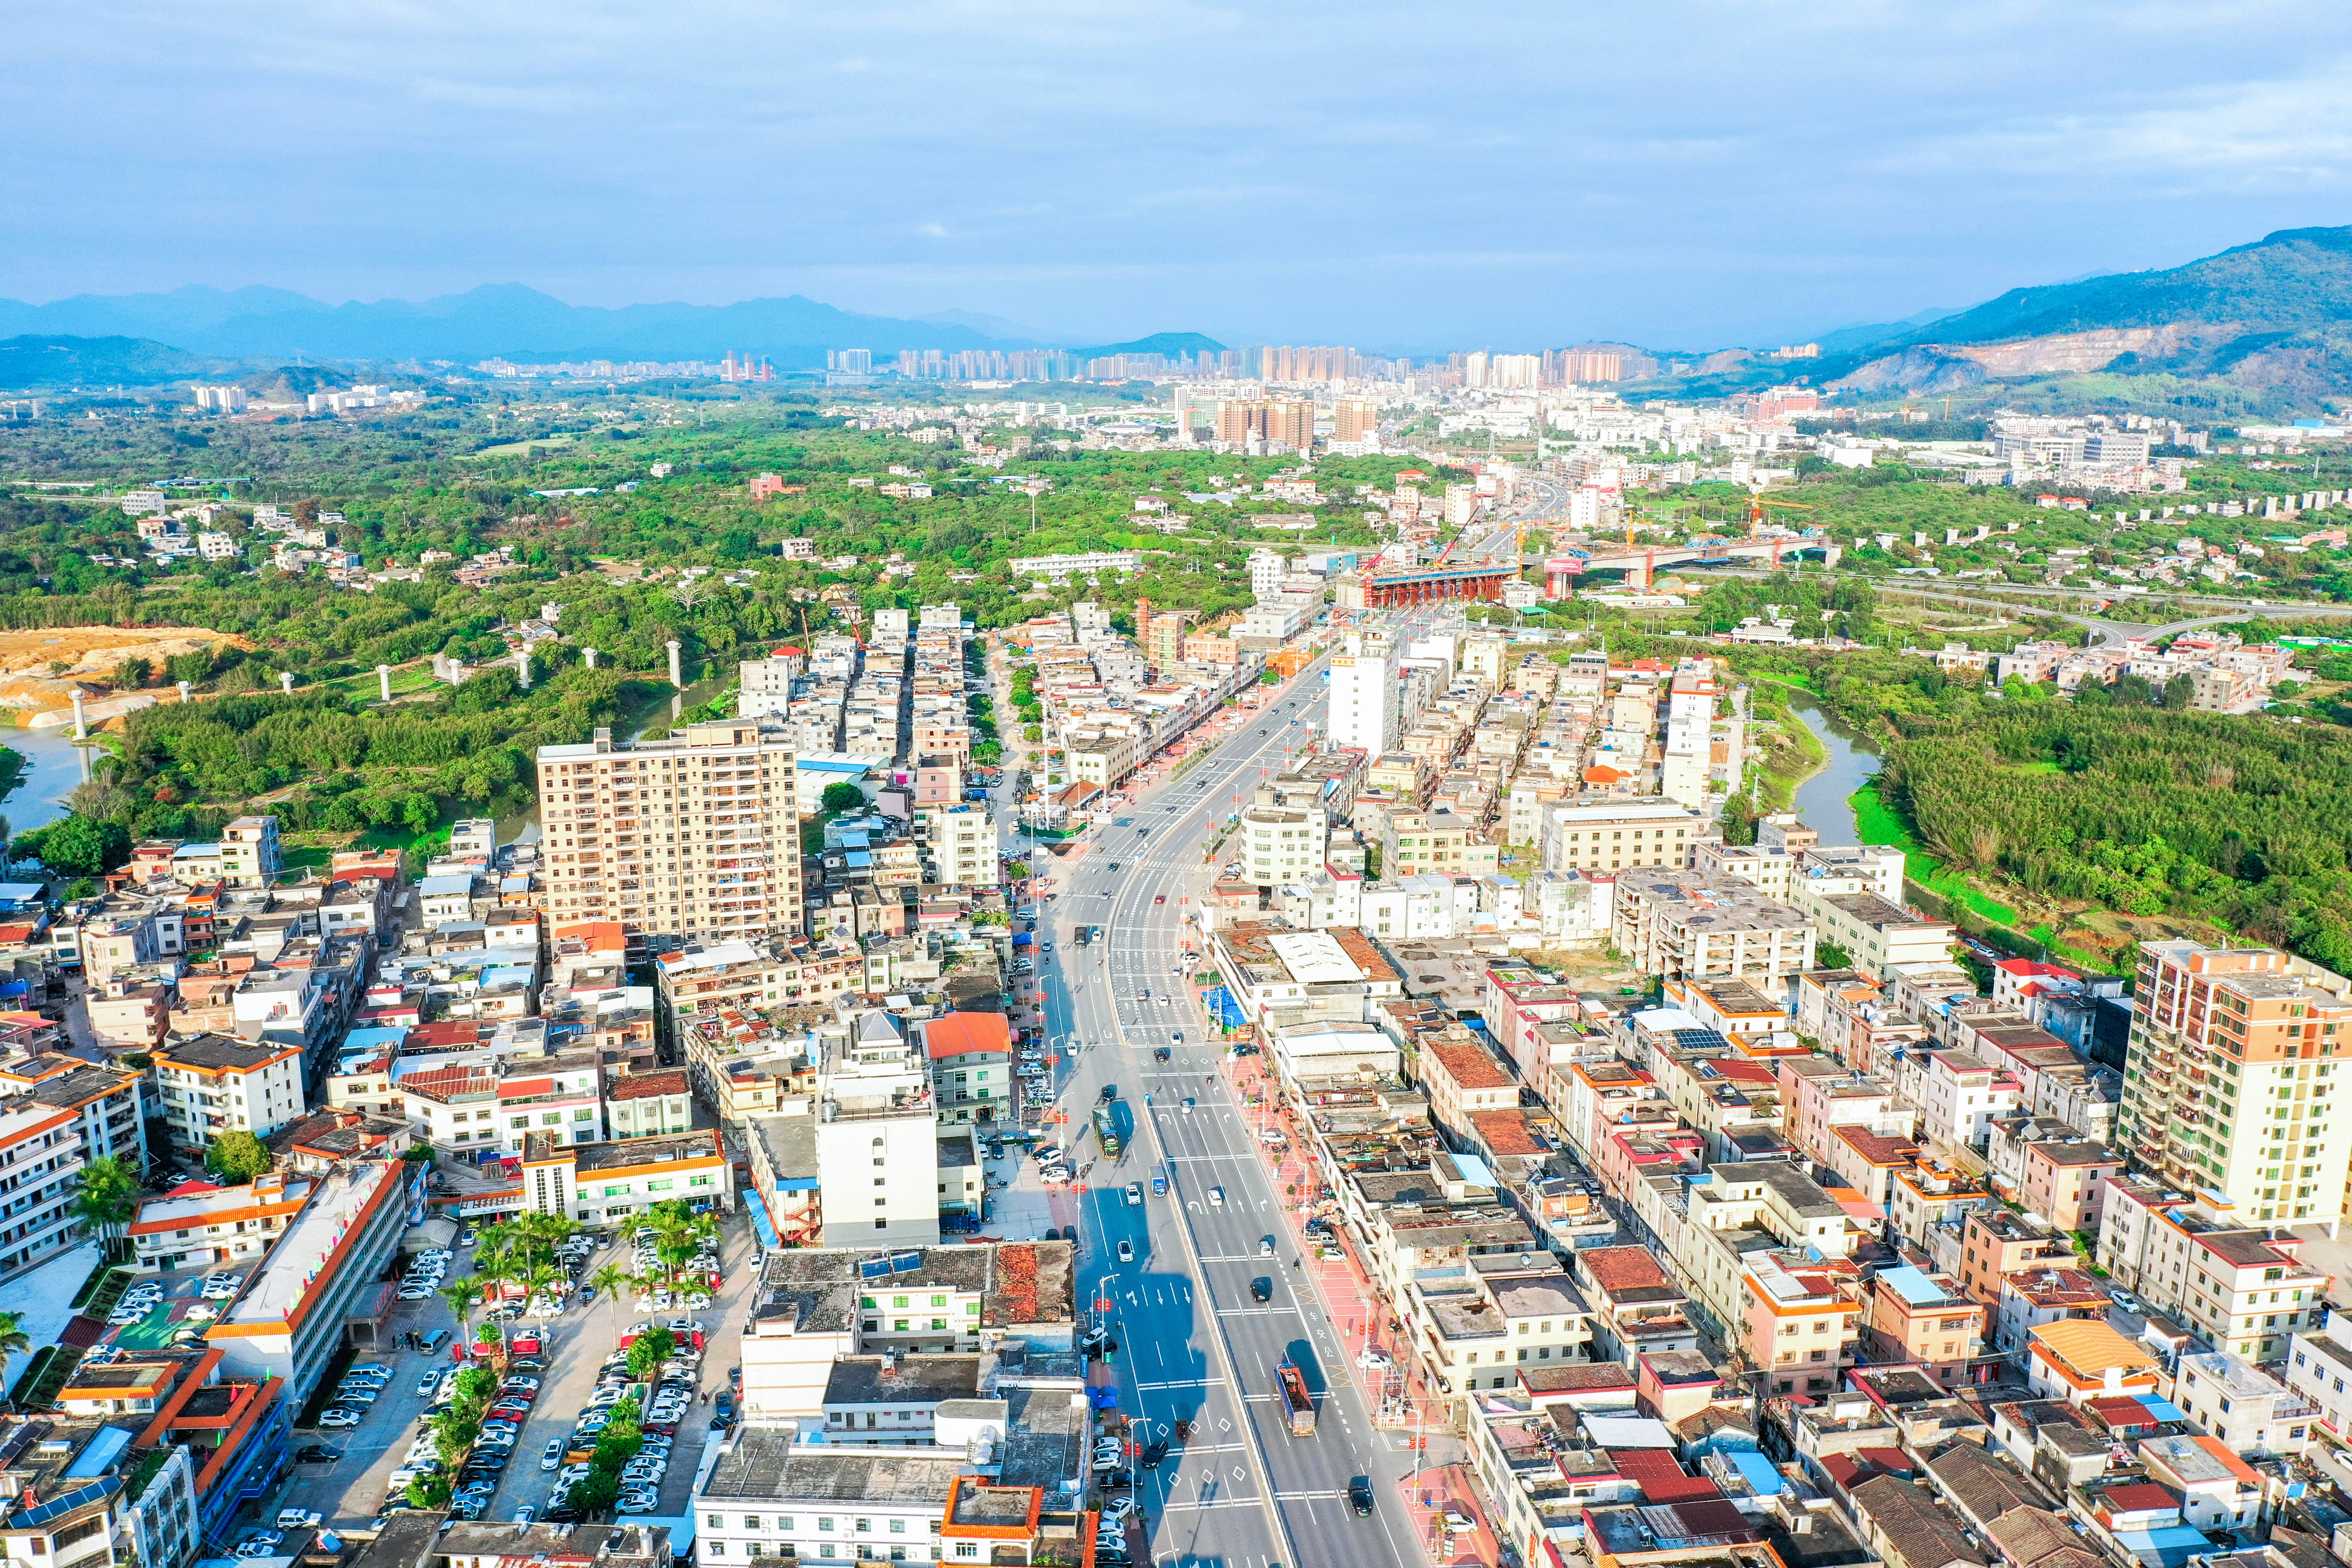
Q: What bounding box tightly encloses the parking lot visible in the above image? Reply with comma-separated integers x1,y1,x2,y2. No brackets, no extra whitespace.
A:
270,1207,762,1533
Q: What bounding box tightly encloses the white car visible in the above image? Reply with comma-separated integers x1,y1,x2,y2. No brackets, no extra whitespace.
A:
396,1286,434,1301
1355,1347,1392,1369
276,1510,321,1530
317,1409,362,1429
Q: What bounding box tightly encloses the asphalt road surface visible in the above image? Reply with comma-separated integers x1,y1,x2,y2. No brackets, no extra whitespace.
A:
1017,660,1421,1568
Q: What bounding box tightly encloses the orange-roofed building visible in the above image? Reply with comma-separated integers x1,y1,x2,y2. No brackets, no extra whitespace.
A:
2025,1320,2161,1406
1421,1038,1520,1135
924,1011,1014,1127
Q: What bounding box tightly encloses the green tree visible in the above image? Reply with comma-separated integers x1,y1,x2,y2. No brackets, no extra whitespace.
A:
438,1279,485,1356
567,1467,621,1513
72,1157,141,1259
405,1472,453,1510
625,1326,678,1380
820,781,866,813
204,1131,272,1185
0,1312,29,1398
20,815,131,876
591,1263,638,1338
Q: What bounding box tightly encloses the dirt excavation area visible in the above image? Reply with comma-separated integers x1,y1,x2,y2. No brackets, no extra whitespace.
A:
0,627,250,728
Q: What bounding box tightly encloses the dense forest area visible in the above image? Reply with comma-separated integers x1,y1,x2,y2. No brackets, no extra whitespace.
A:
1880,704,2352,971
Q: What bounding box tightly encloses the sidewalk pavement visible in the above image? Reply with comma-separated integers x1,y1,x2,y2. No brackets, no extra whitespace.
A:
1399,1463,1502,1568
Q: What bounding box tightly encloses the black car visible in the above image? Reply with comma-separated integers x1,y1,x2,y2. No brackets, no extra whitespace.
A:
1349,1476,1374,1516
1139,1440,1169,1469
1250,1277,1272,1302
1154,1047,1171,1063
1106,862,1120,873
1100,1468,1133,1488
294,1445,341,1464
543,1506,585,1524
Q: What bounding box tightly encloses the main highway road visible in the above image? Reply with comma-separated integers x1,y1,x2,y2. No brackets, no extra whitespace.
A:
1013,659,1424,1568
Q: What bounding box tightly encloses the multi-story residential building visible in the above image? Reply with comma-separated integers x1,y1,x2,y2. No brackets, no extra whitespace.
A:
1991,1266,2111,1355
0,1055,144,1167
2024,1320,2162,1406
1912,1045,2023,1151
129,1170,313,1273
1539,801,1704,876
1779,1057,1910,1163
1803,891,1954,980
536,718,806,944
2284,1310,2352,1444
604,1068,695,1139
152,1034,304,1152
0,1410,199,1568
1742,1249,1862,1398
1609,871,1815,982
518,1129,735,1223
219,815,282,888
2095,1179,2329,1361
698,1440,1084,1568
915,803,998,889
1403,1266,1593,1396
1382,808,1498,879
2172,1351,2316,1456
1859,1265,1986,1389
0,1099,93,1280
1329,629,1399,754
738,1241,1077,1418
1239,785,1330,888
1954,1208,2073,1305
2117,939,2352,1225
1887,1159,1992,1252
205,1155,411,1408
922,1011,1013,1128
813,1013,941,1247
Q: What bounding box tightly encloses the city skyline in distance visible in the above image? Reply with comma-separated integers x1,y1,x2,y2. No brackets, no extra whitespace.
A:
10,3,2352,351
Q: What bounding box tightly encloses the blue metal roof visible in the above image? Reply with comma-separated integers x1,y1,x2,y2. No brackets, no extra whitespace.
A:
1728,1452,1782,1494
63,1427,130,1479
1879,1265,1947,1308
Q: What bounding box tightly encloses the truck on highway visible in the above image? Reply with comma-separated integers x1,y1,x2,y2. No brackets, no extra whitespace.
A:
1151,1170,1167,1197
1092,1105,1123,1160
1274,1360,1316,1436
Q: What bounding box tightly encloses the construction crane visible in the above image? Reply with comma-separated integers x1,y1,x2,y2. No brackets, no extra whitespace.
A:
1747,495,1812,531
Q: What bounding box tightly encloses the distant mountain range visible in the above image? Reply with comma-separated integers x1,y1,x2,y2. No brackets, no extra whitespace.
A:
0,284,1070,368
1815,226,2352,405
0,334,212,390
12,228,2352,410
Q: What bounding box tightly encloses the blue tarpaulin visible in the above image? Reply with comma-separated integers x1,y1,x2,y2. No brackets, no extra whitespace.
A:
1013,934,1033,947
1204,985,1247,1030
742,1188,781,1251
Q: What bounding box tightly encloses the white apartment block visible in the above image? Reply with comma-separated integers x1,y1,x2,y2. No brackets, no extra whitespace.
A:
916,804,998,888
1329,629,1399,754
1539,801,1704,876
536,719,805,943
153,1033,305,1149
1239,787,1329,888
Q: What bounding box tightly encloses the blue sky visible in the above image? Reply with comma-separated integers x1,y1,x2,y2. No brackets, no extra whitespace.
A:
13,0,2352,352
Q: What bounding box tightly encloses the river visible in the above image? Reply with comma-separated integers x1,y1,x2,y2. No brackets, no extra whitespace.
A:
1782,692,1882,845
1,726,92,835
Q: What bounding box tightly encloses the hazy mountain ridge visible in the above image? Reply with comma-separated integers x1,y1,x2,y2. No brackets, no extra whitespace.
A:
1819,226,2352,406
0,284,1053,364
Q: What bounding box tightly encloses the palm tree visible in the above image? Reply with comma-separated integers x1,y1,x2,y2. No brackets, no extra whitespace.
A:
0,1311,29,1406
438,1279,484,1360
590,1264,637,1335
71,1157,140,1263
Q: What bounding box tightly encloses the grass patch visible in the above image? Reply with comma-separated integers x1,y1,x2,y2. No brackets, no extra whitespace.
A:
2006,760,2064,775
10,1345,82,1412
70,1262,129,1312
1850,781,2021,924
